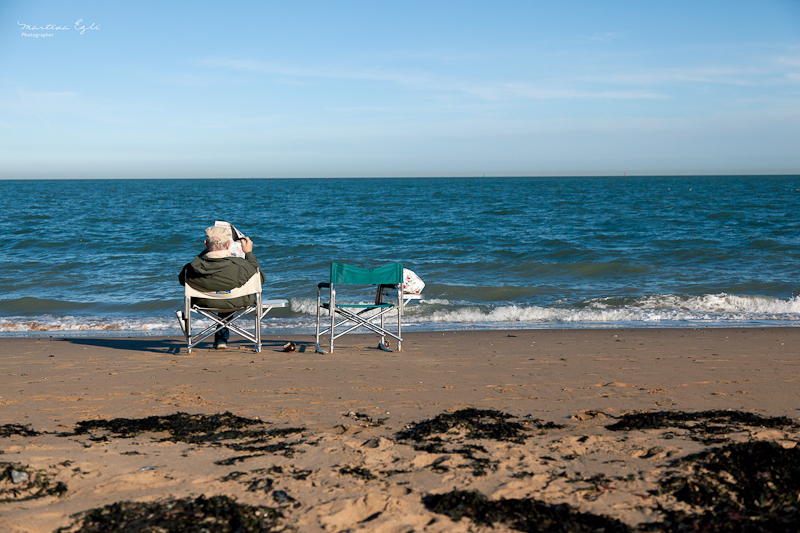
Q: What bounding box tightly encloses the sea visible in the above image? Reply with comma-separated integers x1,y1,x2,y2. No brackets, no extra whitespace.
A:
2,176,799,337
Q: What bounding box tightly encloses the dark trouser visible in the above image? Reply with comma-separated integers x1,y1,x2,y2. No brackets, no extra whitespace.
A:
215,311,234,345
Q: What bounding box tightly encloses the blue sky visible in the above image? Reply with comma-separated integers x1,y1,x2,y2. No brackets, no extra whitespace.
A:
2,1,799,178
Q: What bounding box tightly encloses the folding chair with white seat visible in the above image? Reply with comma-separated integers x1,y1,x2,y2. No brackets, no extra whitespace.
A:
175,271,287,353
315,262,419,354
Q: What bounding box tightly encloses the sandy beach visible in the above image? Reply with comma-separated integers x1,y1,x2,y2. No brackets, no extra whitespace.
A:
2,328,799,532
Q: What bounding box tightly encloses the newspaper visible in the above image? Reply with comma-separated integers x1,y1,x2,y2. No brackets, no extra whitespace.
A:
214,220,246,258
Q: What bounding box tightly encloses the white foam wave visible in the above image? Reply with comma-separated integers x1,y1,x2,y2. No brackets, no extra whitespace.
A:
0,315,178,333
290,298,326,316
588,293,800,314
420,294,800,325
0,315,316,335
414,298,453,306
2,293,798,335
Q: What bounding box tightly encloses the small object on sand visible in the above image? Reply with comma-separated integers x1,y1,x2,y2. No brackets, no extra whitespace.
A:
10,470,28,484
283,342,296,352
272,489,295,505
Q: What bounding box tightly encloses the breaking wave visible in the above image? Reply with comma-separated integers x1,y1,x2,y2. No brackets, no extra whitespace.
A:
2,293,798,336
419,293,800,326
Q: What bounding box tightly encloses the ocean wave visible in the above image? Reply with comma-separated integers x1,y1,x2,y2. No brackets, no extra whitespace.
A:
2,293,799,335
0,315,178,333
586,293,800,314
0,315,313,335
420,293,800,325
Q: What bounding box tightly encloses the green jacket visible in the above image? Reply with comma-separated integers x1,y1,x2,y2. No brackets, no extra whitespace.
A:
179,251,265,309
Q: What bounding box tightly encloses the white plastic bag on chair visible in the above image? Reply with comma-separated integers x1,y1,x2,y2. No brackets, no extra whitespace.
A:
402,269,425,294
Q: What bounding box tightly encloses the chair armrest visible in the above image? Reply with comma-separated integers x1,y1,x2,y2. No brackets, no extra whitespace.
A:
318,282,331,289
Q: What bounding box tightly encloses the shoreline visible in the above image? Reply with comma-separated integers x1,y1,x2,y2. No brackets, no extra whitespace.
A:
3,320,800,339
1,327,799,531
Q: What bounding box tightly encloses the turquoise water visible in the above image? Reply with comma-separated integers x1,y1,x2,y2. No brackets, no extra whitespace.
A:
2,176,800,335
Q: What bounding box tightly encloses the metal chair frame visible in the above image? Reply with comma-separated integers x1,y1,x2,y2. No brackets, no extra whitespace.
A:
315,263,415,354
175,271,287,353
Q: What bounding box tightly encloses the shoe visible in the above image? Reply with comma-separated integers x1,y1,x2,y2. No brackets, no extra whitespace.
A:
214,343,227,350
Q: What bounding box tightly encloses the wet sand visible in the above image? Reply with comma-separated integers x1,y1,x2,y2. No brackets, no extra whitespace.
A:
1,328,799,532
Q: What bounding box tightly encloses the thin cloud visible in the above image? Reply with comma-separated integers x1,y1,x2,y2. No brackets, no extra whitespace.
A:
195,56,426,85
777,55,800,67
196,56,670,102
0,117,17,133
15,88,80,111
582,65,789,87
465,83,669,101
587,32,626,42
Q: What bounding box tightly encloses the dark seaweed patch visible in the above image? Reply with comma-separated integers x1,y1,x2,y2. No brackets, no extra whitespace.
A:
55,494,286,533
64,411,266,442
0,424,40,438
396,408,552,444
226,439,302,455
0,462,67,503
396,409,562,476
421,443,494,476
60,412,306,462
223,470,276,494
646,440,800,532
339,465,377,480
219,467,305,508
605,410,796,443
564,473,636,502
215,453,263,466
244,477,275,494
423,489,631,532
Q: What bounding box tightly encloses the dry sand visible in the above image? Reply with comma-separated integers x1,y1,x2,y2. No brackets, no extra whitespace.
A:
1,328,799,532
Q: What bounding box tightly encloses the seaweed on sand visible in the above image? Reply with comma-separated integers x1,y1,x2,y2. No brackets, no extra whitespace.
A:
643,440,800,532
339,465,377,480
0,424,40,438
396,408,558,444
423,489,631,533
64,411,267,442
60,412,306,461
0,462,67,503
395,409,563,476
55,494,286,533
220,468,302,507
605,410,796,443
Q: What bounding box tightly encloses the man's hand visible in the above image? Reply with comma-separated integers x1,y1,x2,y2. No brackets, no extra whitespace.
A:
240,236,254,253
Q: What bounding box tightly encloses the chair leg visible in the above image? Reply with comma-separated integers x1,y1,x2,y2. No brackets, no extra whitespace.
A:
329,285,336,354
315,286,323,353
255,293,262,353
397,285,403,352
378,305,392,352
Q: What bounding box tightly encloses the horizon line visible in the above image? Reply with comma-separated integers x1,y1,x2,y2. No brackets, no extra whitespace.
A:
2,173,800,181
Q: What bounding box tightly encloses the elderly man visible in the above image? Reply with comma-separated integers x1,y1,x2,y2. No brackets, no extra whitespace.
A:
179,226,265,349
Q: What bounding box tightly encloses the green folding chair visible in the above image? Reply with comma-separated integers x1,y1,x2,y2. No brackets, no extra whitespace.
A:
315,262,406,354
